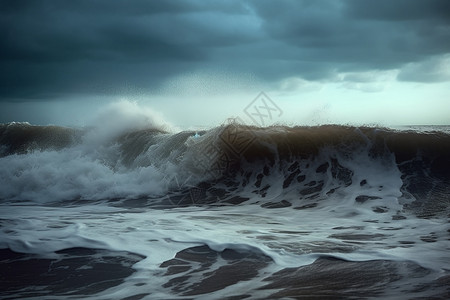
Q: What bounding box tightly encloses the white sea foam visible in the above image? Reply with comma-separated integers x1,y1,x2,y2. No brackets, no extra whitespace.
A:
84,100,176,143
0,101,188,202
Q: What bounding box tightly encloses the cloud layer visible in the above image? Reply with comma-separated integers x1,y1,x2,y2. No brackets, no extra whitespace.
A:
1,0,449,100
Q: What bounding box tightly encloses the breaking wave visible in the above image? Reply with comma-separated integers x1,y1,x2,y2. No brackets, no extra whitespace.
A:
1,118,449,219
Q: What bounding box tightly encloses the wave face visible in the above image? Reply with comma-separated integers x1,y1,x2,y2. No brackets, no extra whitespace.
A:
1,122,449,212
1,121,449,299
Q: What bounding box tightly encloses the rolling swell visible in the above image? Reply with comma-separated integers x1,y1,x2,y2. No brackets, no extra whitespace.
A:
0,122,449,216
217,124,450,171
0,122,82,156
2,122,449,169
212,124,450,216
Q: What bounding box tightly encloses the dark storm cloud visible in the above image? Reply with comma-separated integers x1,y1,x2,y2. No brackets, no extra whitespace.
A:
251,0,450,78
1,0,449,101
344,0,450,21
0,0,252,99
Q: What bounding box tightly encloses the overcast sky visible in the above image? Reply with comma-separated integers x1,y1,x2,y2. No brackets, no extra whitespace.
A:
1,0,449,126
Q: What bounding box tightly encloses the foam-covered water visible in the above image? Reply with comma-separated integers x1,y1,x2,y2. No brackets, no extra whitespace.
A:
1,104,449,299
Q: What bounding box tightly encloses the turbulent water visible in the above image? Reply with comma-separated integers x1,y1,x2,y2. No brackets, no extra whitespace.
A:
1,119,449,299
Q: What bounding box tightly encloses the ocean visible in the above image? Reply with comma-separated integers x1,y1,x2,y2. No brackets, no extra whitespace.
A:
0,120,449,299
